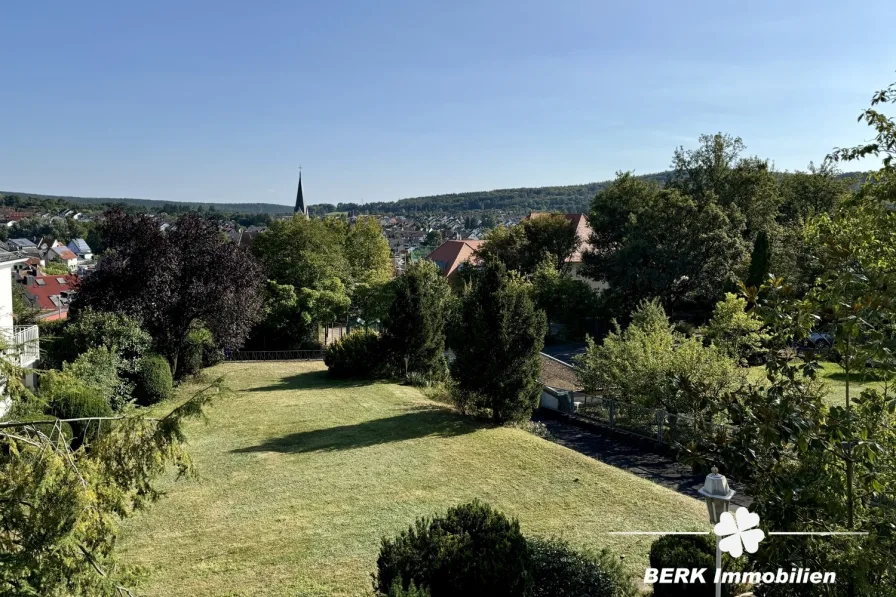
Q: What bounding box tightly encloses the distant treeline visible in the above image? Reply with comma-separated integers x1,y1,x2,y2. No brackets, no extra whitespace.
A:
0,192,294,215
4,169,868,220
309,174,669,217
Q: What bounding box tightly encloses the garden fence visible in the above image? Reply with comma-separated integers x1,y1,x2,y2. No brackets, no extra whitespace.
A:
568,393,735,447
224,350,325,362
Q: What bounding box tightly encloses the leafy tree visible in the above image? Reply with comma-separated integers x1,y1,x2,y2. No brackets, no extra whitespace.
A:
245,280,314,350
582,173,743,318
72,209,264,376
522,213,581,274
745,229,771,289
349,280,394,329
575,299,742,417
298,277,352,343
0,384,221,596
477,214,581,275
62,347,131,411
452,260,547,424
531,260,599,339
777,162,850,224
682,282,896,597
702,293,768,365
828,79,896,171
667,133,780,239
346,216,392,285
477,224,528,273
45,308,151,374
12,283,41,325
251,215,350,291
382,261,449,378
424,230,442,247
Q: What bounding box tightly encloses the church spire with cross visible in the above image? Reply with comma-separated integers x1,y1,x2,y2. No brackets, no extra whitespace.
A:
294,166,307,216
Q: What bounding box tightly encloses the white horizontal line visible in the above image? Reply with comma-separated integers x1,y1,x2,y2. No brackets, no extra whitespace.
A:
608,532,710,535
610,531,870,537
768,532,869,536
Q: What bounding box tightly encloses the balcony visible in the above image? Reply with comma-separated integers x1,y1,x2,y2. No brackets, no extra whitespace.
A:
0,325,40,368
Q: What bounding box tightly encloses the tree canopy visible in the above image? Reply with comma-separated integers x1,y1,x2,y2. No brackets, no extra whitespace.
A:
72,209,264,375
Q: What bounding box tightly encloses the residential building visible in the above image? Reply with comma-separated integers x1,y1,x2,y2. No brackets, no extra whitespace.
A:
37,237,63,253
6,238,37,251
0,249,40,417
47,246,79,271
23,274,77,321
425,239,483,282
67,238,93,260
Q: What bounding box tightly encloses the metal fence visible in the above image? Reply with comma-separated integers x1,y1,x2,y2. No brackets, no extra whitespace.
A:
548,390,735,447
224,350,325,362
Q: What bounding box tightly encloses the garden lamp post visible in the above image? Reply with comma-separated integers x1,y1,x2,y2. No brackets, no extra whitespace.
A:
698,466,735,597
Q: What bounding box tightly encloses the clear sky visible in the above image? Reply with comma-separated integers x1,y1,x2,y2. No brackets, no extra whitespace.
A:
2,1,894,206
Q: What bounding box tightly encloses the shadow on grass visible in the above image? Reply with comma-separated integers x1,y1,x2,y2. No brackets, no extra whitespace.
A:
232,407,482,454
245,370,373,392
824,370,889,383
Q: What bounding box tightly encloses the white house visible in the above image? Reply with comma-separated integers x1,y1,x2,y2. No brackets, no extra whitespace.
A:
47,246,79,272
67,238,93,260
0,249,40,418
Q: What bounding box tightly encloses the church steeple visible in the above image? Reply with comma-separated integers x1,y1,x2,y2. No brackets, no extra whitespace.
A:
294,167,307,216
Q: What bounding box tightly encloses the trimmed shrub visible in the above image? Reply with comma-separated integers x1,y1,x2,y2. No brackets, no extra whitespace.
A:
528,537,637,597
374,500,532,597
324,329,383,379
133,354,173,406
649,535,727,597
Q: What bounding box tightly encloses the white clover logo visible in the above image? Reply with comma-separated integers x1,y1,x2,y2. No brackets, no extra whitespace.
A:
715,507,765,558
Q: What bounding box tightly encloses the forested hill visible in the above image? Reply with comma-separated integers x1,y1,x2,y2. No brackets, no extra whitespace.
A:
4,169,866,218
0,191,294,215
311,173,671,217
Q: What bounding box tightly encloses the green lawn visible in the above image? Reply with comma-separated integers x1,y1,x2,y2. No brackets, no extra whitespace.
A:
118,362,708,596
748,361,890,406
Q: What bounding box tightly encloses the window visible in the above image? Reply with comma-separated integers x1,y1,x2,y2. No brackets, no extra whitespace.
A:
56,277,66,284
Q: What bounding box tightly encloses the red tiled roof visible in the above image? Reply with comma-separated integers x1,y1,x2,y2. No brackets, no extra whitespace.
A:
53,247,77,260
525,212,593,263
24,275,78,312
425,240,483,279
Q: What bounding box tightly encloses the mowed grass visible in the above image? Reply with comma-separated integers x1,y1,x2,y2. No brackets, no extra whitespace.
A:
118,362,708,597
748,361,891,406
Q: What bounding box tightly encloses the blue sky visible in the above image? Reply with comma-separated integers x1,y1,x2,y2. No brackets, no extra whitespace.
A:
2,1,894,206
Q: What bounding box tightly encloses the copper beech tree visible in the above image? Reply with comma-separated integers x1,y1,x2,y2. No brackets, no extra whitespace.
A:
72,209,264,376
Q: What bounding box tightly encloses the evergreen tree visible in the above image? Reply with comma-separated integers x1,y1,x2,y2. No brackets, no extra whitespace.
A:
382,261,449,378
746,229,771,288
452,260,547,424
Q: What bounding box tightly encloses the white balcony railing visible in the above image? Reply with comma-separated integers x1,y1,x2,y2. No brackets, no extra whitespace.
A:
0,325,40,368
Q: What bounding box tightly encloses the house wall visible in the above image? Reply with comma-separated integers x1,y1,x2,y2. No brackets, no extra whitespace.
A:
568,262,608,292
0,266,14,328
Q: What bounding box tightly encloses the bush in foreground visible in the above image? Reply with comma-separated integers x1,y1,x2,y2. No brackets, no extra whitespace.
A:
528,537,636,597
375,501,635,597
649,535,731,597
133,354,174,406
324,329,383,379
374,500,532,597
